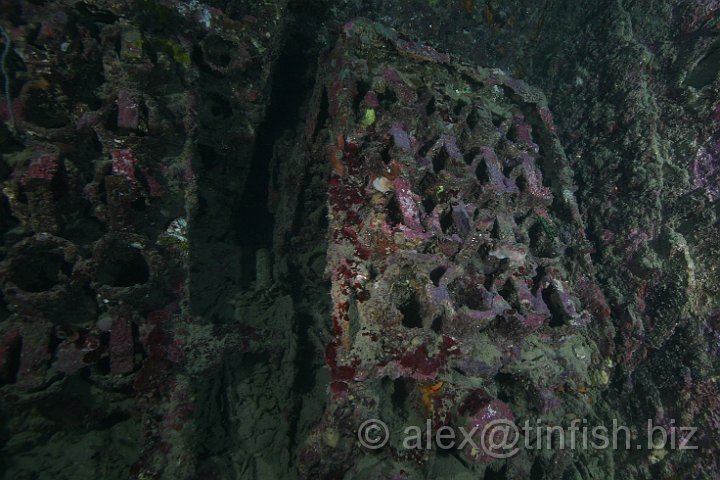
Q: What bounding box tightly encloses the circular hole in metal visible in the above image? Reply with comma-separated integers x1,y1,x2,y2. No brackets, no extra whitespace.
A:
96,243,149,287
11,251,72,292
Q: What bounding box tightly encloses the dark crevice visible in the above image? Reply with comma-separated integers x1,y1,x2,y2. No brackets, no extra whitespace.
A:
388,195,403,226
429,266,446,286
453,99,467,116
476,159,490,183
353,80,370,113
425,95,436,115
293,314,318,395
11,252,73,292
464,146,479,165
265,8,332,474
491,219,502,239
391,377,410,414
498,279,518,309
440,209,454,234
399,295,423,328
430,316,443,333
542,285,566,327
378,88,398,110
466,108,480,130
530,458,544,480
96,246,148,287
432,146,448,174
235,124,276,284
491,113,504,127
418,139,435,158
1,334,21,385
235,14,317,287
381,143,392,164
422,195,436,214
493,372,514,403
517,173,528,192
484,464,508,480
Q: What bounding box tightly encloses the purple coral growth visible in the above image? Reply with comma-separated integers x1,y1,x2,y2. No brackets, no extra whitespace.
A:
693,139,720,201
389,123,412,151
393,178,425,233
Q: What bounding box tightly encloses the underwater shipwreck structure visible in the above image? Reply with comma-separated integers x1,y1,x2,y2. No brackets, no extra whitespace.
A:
0,1,719,479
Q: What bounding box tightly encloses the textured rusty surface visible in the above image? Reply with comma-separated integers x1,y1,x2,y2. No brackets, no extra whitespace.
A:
298,19,614,478
0,1,719,479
